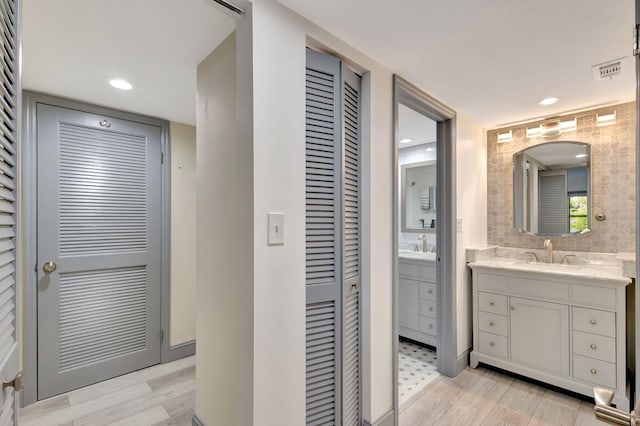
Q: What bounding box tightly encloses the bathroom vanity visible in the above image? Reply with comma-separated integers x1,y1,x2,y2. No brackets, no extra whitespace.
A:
399,251,437,346
467,248,631,410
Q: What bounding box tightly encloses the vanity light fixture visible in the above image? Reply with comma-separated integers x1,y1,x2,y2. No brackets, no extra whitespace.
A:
526,117,576,139
425,146,436,152
399,138,412,144
497,130,513,143
526,126,542,139
575,153,588,158
596,110,616,127
559,118,577,133
538,97,558,106
109,78,133,90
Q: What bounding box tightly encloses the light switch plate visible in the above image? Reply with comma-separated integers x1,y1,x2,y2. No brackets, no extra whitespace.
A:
268,212,285,245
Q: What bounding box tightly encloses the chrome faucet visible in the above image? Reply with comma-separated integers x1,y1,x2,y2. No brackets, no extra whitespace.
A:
418,234,427,253
544,239,553,263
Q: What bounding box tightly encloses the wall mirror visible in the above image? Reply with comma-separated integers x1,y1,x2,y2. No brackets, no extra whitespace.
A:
513,141,591,236
398,103,437,232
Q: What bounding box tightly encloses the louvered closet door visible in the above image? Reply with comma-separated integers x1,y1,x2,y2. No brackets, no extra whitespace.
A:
36,105,162,399
305,48,361,426
341,65,361,426
0,0,19,424
538,172,568,235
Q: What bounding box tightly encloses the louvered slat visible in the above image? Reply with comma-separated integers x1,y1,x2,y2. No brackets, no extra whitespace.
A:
58,124,147,257
58,267,147,372
306,302,336,426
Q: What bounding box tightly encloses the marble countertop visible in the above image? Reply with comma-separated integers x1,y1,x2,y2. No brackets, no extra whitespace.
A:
398,250,436,262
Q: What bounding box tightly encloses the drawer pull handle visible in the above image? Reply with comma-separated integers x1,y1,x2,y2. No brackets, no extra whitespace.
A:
429,325,433,329
591,368,597,375
428,289,433,294
489,341,495,347
590,319,597,325
489,301,494,306
591,344,597,350
489,322,495,327
511,306,516,311
429,307,433,311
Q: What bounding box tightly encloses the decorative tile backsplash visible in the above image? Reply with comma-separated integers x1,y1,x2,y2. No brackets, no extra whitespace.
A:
487,102,636,253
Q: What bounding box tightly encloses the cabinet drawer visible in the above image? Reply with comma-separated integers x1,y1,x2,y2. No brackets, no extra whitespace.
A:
573,330,615,363
510,277,569,302
478,292,508,315
477,273,508,292
420,282,436,301
399,262,436,280
478,331,508,358
419,316,437,336
573,354,616,388
420,299,437,318
573,307,615,337
572,285,616,310
478,311,507,336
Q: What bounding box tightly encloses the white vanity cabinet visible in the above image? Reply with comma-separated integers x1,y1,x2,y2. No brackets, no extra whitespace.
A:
399,257,436,346
469,266,630,410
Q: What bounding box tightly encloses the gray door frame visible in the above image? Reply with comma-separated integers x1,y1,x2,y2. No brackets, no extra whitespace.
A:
635,0,640,408
392,76,457,422
20,91,187,405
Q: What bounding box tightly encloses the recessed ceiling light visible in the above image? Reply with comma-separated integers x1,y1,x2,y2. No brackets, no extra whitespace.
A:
538,97,558,106
109,78,133,90
400,138,412,144
425,147,436,152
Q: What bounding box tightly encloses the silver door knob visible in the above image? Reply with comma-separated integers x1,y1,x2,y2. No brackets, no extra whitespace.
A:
42,261,57,273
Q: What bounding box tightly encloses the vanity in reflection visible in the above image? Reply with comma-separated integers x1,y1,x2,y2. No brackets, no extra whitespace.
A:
469,141,631,409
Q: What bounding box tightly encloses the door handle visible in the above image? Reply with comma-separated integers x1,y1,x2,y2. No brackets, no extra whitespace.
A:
2,371,23,391
351,281,360,290
42,261,57,273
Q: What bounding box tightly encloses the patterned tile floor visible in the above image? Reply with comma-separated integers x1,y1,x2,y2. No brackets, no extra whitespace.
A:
398,339,439,406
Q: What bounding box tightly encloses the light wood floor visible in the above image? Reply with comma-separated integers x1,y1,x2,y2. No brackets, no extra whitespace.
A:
19,356,195,426
400,365,602,426
20,356,601,426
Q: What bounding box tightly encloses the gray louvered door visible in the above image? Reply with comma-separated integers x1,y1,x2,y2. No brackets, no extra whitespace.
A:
305,48,361,426
539,172,568,235
36,105,162,399
341,65,361,426
0,0,19,424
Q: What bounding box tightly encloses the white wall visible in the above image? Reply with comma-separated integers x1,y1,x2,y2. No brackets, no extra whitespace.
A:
195,31,254,425
169,122,196,346
251,1,393,423
455,113,487,356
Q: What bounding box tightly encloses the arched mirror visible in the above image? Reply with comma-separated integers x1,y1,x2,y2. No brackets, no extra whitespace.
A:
513,141,591,236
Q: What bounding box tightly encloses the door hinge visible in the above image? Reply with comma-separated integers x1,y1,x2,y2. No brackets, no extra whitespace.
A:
634,24,640,56
34,263,38,273
161,152,164,164
160,328,164,343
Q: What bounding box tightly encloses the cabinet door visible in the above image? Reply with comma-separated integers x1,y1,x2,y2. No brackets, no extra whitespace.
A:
510,297,570,376
399,278,420,330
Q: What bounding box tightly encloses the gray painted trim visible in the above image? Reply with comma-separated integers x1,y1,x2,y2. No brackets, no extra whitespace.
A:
21,91,172,406
165,340,196,362
191,413,205,426
392,75,457,425
456,347,471,374
363,408,395,426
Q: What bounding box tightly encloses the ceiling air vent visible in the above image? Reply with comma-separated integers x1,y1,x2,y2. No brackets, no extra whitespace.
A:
592,57,626,82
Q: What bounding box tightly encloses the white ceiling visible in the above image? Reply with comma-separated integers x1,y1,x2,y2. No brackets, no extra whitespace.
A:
22,0,235,125
398,104,437,148
280,0,635,128
22,1,635,129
